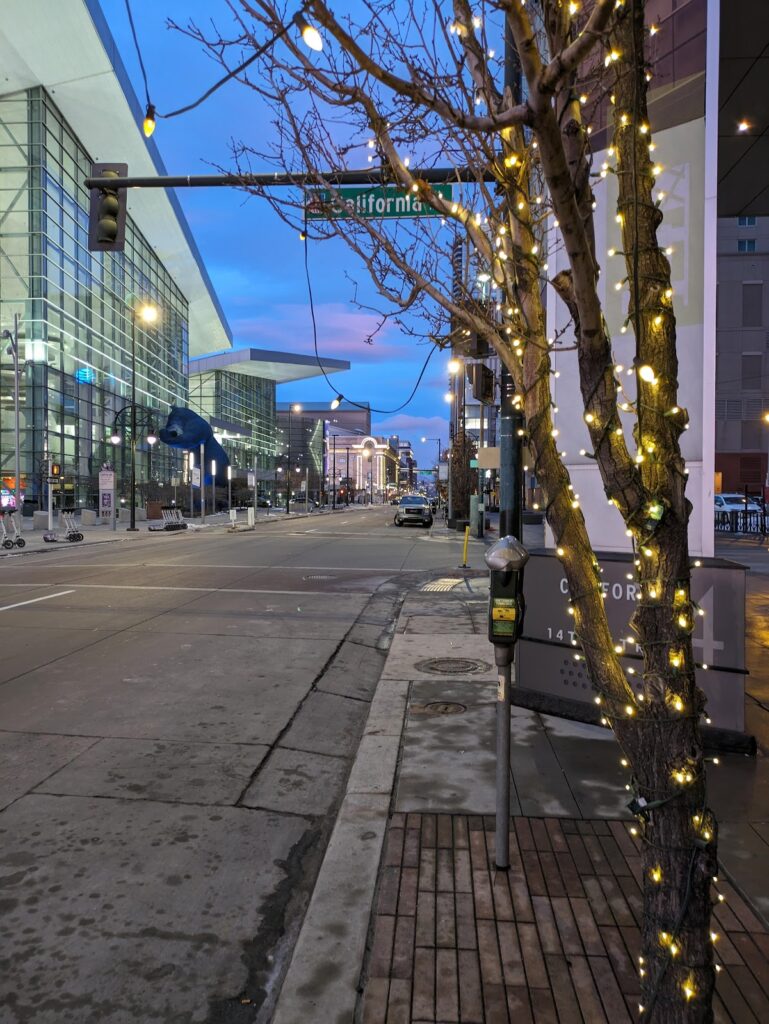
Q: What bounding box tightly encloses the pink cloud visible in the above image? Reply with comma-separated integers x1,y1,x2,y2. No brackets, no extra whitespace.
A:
231,303,421,363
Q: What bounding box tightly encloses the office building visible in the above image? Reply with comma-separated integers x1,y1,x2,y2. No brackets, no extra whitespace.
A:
0,1,229,510
715,216,769,491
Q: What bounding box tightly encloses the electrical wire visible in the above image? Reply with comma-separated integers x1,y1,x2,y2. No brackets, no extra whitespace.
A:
124,0,151,108
302,234,439,415
124,0,304,123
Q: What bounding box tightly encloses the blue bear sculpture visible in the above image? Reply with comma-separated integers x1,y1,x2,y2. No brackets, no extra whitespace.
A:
159,407,229,487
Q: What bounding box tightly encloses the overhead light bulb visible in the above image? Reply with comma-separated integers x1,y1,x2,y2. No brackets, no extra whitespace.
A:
295,13,323,52
143,103,156,138
146,430,158,446
330,394,343,410
110,431,121,445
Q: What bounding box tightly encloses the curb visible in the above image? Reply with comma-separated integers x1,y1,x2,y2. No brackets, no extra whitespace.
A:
271,619,410,1023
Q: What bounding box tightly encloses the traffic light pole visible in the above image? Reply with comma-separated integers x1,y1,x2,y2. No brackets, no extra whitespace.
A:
85,166,498,194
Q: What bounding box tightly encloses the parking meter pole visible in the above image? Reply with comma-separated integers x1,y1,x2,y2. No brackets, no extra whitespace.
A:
495,646,513,869
485,535,529,873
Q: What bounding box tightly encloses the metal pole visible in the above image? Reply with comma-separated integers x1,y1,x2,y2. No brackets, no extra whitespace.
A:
189,450,194,521
199,441,205,523
499,366,523,541
257,458,264,520
346,447,350,505
305,467,309,512
286,409,291,514
332,434,336,509
227,464,232,514
128,311,137,531
9,315,21,515
478,404,485,538
47,457,53,531
495,652,512,869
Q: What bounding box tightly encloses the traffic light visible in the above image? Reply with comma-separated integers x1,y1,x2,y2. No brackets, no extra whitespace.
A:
87,162,128,252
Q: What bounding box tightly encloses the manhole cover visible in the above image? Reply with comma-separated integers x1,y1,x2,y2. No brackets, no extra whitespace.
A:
415,657,491,675
303,574,336,580
423,701,466,716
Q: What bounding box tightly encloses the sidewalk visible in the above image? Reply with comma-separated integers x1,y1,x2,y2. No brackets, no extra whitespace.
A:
270,563,769,1023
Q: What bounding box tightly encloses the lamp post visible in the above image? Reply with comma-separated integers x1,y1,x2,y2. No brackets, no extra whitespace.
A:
286,403,301,514
123,303,157,530
227,464,232,514
110,404,158,530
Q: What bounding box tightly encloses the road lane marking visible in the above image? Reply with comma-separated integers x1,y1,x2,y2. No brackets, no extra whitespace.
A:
0,590,76,612
1,562,425,573
0,584,370,596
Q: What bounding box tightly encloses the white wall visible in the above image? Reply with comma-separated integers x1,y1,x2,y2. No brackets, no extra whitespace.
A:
544,115,715,556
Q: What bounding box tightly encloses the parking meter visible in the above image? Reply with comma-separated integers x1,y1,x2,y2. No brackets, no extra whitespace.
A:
485,534,529,871
484,535,528,651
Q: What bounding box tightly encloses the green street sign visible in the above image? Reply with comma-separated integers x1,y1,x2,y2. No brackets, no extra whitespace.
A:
306,184,453,220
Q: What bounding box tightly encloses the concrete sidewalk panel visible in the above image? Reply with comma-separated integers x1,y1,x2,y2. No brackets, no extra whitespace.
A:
0,632,336,746
241,747,348,817
0,731,97,811
33,737,270,806
317,640,387,701
271,793,390,1024
279,690,369,759
381,633,495,681
0,794,308,1024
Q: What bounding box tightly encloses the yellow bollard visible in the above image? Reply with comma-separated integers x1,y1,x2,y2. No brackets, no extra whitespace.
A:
460,524,470,568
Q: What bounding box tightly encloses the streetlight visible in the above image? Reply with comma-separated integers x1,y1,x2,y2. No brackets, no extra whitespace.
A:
110,404,158,530
117,302,158,531
286,403,302,514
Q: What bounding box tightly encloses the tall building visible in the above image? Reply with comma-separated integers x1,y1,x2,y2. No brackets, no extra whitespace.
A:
715,216,769,491
0,2,229,510
191,350,348,496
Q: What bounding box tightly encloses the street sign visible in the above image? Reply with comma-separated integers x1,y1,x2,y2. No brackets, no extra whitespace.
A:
247,471,256,488
191,468,201,488
306,184,453,220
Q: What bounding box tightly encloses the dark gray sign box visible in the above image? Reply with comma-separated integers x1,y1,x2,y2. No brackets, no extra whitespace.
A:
516,550,753,753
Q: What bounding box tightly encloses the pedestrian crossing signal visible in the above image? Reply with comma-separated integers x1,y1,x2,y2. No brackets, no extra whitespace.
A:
50,463,61,477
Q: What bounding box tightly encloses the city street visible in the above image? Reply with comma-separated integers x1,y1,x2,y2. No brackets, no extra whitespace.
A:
0,508,485,1024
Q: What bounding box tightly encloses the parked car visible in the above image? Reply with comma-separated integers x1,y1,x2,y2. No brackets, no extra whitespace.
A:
714,493,762,515
256,495,272,508
394,495,433,528
389,496,400,505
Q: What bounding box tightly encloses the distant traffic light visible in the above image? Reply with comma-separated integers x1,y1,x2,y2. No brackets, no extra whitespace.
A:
87,163,128,252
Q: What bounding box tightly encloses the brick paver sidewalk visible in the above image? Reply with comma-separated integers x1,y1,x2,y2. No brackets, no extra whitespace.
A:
360,813,769,1023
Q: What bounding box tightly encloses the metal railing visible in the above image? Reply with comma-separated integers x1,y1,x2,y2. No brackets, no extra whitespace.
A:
714,510,768,534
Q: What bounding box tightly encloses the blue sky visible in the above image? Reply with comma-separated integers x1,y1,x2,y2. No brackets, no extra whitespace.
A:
106,0,450,470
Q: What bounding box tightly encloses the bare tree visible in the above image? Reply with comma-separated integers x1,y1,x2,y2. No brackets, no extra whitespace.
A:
177,0,719,1017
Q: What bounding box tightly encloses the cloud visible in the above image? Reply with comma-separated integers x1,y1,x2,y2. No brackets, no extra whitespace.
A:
230,303,419,363
373,414,448,440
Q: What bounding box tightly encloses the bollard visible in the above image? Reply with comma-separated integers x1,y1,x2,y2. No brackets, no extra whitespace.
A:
460,524,470,568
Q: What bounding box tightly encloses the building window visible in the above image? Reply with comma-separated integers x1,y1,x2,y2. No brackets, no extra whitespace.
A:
738,239,756,253
738,216,757,227
742,283,763,326
741,353,763,390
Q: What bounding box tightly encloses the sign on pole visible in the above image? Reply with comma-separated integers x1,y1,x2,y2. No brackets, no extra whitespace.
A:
98,468,116,530
191,467,201,488
247,471,256,488
306,184,453,220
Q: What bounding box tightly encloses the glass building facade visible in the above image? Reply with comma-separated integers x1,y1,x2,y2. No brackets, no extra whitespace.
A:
0,87,189,510
188,369,277,477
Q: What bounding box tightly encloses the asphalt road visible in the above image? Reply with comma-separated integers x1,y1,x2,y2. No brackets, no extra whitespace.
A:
0,507,485,1024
